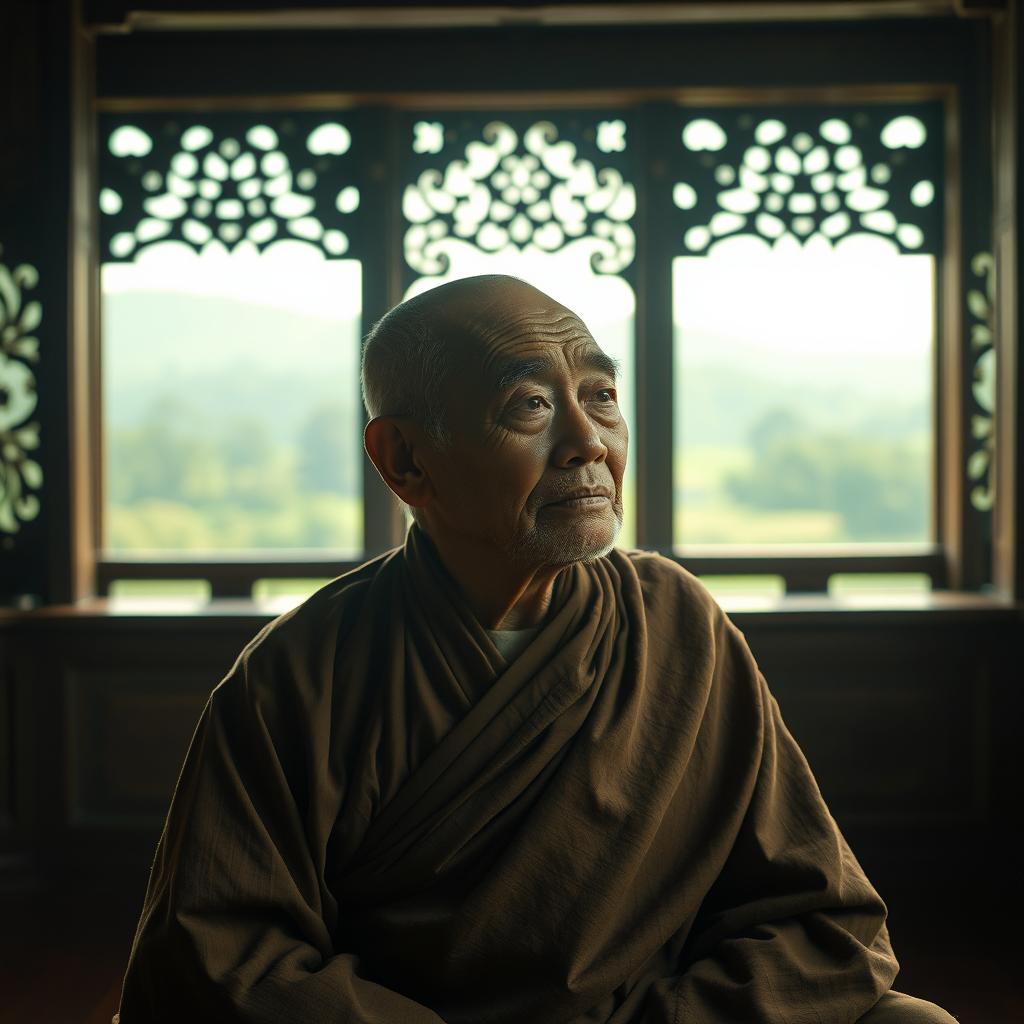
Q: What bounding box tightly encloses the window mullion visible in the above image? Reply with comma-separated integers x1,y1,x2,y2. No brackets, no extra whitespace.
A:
634,102,676,552
953,26,996,590
359,105,405,557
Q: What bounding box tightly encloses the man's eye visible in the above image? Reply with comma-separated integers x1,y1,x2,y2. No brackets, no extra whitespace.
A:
594,389,616,403
522,396,545,411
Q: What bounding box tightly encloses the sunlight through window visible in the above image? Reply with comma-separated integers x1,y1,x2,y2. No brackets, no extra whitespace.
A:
102,240,363,554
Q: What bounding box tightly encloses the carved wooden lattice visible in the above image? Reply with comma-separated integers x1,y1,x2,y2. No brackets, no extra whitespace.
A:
670,104,942,254
401,113,635,284
966,252,995,512
99,113,361,261
93,102,995,567
0,243,42,537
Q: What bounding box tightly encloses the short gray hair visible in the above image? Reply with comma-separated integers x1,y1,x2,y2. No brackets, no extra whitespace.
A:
360,300,454,451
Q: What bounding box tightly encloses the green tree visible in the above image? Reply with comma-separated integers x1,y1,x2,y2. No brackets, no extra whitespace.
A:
725,408,928,541
296,402,360,497
107,395,362,551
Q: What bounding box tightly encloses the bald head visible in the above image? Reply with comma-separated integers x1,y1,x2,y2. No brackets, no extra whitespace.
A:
363,273,626,557
360,275,567,450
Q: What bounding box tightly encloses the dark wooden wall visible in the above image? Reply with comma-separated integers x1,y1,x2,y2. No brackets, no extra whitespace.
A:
1,602,1020,914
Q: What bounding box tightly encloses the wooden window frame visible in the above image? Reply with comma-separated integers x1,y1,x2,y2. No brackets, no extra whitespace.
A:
70,5,1012,601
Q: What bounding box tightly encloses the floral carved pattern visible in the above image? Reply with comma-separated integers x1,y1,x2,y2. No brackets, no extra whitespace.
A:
966,252,995,512
0,244,42,535
100,115,361,259
403,118,635,278
671,106,942,254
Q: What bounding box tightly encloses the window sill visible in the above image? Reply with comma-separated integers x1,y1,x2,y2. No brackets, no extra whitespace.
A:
0,590,1020,627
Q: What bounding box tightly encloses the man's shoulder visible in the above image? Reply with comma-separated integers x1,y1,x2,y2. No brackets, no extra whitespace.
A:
613,545,721,620
214,547,401,702
612,547,761,696
255,549,394,644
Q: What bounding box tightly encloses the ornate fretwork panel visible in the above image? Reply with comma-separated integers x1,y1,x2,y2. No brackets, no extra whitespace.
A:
671,103,943,254
99,113,363,260
401,113,635,285
966,252,995,512
0,244,42,538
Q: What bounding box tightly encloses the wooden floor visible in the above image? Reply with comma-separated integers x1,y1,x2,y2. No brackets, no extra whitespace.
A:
1,876,1020,1024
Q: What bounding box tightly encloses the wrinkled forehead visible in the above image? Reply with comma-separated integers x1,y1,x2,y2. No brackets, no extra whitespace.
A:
441,288,595,368
437,303,617,429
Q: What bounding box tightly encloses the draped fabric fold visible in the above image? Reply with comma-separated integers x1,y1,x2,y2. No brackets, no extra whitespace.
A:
115,522,898,1024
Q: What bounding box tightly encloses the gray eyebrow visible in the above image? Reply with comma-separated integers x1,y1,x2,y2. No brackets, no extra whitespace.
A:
489,349,621,394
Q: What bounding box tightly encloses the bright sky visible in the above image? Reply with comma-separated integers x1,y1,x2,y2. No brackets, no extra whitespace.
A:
402,237,636,321
103,239,362,321
674,233,934,358
104,231,930,362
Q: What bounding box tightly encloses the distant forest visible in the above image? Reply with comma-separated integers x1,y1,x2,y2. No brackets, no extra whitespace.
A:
103,292,930,552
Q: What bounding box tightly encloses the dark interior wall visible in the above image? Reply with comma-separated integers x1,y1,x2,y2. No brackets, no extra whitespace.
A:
1,604,1020,914
80,0,998,20
94,18,975,96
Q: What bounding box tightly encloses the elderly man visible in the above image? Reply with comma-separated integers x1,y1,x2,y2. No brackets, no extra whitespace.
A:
114,275,955,1023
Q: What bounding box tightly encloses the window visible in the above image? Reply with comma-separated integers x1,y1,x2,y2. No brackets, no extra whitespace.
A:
670,104,940,550
100,114,364,558
88,16,994,599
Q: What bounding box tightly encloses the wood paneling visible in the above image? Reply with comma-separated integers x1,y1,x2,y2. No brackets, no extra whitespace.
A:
0,670,12,830
0,602,1018,889
66,670,210,824
744,624,994,823
95,19,976,100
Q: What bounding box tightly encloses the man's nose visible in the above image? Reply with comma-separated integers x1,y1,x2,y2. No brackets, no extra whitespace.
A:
552,399,607,466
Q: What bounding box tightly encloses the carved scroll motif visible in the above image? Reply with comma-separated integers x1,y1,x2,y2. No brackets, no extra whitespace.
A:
966,252,996,512
403,118,635,278
673,110,940,254
0,245,42,536
101,118,360,260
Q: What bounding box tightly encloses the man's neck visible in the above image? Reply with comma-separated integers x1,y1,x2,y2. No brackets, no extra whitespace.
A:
420,527,560,631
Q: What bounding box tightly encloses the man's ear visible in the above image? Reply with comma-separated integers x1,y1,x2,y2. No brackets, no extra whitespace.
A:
363,416,435,510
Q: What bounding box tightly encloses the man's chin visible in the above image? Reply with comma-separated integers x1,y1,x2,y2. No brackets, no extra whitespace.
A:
521,513,622,566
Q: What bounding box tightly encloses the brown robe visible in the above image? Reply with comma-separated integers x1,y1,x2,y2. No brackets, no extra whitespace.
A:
114,522,899,1023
